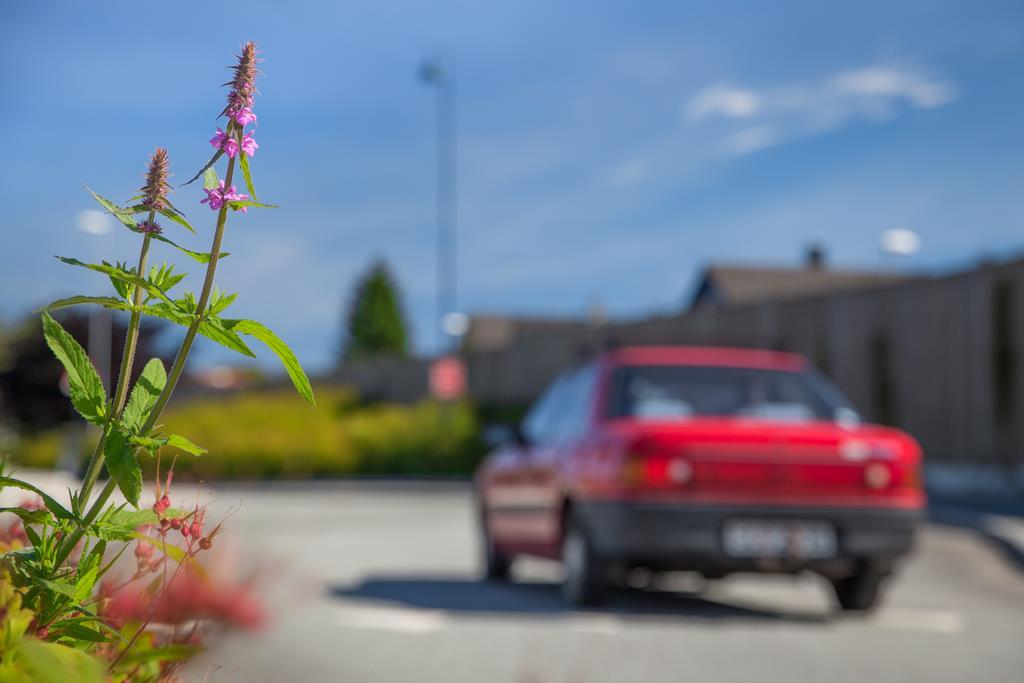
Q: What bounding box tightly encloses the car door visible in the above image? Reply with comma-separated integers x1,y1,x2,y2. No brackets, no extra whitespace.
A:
485,372,570,551
520,364,600,554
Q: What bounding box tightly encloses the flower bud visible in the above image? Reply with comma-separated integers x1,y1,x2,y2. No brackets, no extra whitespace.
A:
170,518,182,530
199,536,213,551
221,42,261,126
140,148,171,211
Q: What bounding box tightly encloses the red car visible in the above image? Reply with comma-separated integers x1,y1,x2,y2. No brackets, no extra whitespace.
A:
475,346,924,610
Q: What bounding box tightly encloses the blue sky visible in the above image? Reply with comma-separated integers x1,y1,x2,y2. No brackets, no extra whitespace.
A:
1,1,1023,373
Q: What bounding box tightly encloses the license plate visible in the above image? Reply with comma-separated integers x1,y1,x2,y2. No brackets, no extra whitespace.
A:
722,520,837,559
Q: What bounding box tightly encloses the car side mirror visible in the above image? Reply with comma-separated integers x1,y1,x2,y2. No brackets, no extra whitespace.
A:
483,424,527,450
834,407,861,428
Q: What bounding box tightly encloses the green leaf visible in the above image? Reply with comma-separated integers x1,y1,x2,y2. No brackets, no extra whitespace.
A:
140,305,256,358
231,319,315,406
203,166,219,190
0,478,74,520
55,257,175,306
0,507,52,525
116,643,201,667
84,186,136,230
209,290,238,316
239,149,258,201
199,317,256,357
73,540,103,601
121,359,166,434
228,199,278,211
52,622,108,643
147,262,187,293
95,508,182,542
38,295,136,314
108,260,134,299
157,207,196,234
32,578,78,599
182,150,224,187
151,234,228,264
18,639,105,683
41,312,107,425
23,523,43,548
165,434,206,456
129,435,165,453
103,427,142,507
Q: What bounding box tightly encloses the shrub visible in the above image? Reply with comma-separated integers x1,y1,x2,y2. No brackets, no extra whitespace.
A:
8,388,484,479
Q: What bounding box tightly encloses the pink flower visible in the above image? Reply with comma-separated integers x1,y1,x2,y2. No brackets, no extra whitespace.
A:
135,220,162,235
209,128,228,149
222,137,240,158
241,131,258,157
200,180,244,211
211,127,238,158
231,107,257,126
102,569,264,631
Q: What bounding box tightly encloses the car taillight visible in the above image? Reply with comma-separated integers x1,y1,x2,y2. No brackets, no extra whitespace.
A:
863,461,892,490
622,454,692,487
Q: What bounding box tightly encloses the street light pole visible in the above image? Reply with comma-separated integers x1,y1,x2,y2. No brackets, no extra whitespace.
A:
419,55,457,354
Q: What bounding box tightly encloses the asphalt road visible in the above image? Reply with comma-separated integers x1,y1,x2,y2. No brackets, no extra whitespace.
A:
181,482,1024,683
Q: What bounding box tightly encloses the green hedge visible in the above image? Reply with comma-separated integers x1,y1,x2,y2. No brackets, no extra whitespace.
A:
6,387,484,479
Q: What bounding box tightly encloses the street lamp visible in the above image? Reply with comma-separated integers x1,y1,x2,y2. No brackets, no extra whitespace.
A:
418,54,457,353
879,228,921,271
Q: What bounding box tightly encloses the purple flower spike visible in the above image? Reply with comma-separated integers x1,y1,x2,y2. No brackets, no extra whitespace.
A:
135,219,162,235
222,137,240,158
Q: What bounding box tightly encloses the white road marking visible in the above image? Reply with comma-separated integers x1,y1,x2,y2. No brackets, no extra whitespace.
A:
868,607,965,634
335,605,448,634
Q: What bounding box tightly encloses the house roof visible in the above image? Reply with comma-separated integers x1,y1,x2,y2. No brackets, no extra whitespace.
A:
690,264,908,310
464,315,593,352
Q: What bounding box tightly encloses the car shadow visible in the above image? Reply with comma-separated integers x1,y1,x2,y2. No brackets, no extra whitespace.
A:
327,575,829,624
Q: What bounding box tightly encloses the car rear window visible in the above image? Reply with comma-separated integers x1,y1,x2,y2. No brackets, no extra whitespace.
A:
606,365,857,423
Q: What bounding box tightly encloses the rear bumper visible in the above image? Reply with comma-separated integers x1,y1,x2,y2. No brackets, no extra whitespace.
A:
576,500,922,575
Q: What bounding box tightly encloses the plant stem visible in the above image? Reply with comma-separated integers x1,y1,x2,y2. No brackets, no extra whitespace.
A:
79,231,154,507
141,155,237,434
58,147,239,567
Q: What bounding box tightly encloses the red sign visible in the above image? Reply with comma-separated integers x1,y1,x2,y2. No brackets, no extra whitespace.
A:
430,356,466,400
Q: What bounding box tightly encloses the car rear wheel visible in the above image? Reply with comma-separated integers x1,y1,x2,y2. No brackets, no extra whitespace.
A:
561,511,606,606
831,564,886,611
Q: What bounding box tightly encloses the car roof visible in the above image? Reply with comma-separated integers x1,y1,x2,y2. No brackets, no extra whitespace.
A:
604,345,807,371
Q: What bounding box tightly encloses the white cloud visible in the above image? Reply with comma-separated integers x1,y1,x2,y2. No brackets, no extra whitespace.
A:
685,64,958,156
830,67,957,109
75,209,114,235
685,84,761,122
723,125,781,156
